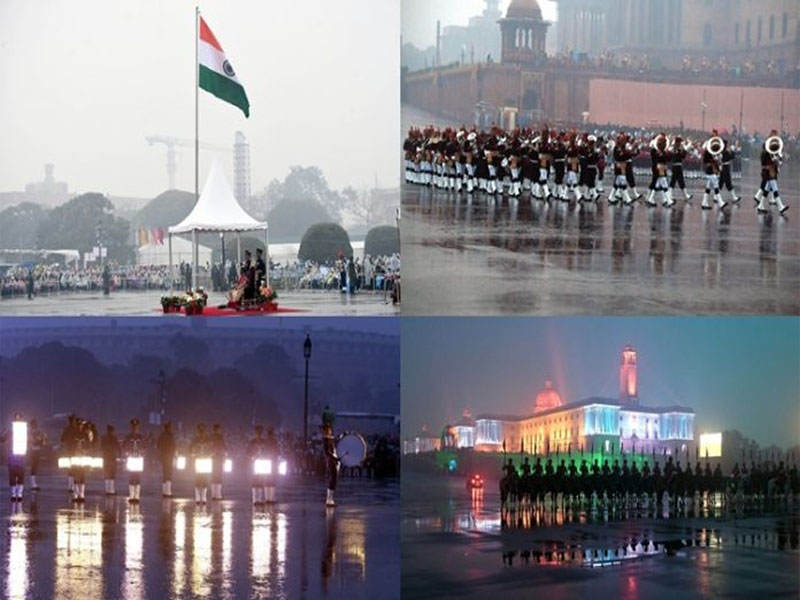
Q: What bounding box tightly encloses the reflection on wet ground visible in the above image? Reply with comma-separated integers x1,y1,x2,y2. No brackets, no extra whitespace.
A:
1,475,399,599
402,162,800,314
402,474,799,598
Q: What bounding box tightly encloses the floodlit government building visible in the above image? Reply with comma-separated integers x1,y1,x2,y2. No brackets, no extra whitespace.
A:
409,344,697,458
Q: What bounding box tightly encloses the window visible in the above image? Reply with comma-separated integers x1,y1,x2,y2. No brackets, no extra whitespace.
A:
757,17,762,44
770,15,775,40
703,23,713,46
746,20,751,43
735,22,739,45
782,12,788,38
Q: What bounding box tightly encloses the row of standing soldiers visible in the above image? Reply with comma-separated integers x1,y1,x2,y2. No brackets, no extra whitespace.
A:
499,455,798,506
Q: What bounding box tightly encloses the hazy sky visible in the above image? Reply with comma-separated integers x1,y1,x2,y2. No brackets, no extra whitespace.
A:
0,1,400,200
402,0,558,49
402,318,800,448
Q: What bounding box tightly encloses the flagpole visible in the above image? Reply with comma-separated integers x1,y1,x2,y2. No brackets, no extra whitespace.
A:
193,5,200,291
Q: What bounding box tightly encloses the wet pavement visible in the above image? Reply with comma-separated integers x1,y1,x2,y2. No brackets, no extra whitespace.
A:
1,472,399,600
401,105,800,315
402,472,799,599
0,289,399,317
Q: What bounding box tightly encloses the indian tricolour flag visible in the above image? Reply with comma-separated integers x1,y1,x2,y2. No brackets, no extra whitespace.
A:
199,16,250,118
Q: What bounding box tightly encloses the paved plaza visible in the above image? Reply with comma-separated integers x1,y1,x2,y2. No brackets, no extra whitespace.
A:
1,472,399,600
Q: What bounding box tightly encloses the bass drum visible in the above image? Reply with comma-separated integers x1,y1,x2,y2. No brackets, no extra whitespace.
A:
336,432,367,468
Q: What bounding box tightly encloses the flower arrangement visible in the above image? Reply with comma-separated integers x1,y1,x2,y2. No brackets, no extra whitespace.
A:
259,285,277,304
161,289,208,315
183,289,208,315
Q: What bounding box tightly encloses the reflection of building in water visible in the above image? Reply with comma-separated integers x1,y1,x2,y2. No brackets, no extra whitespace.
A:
406,344,696,457
192,512,212,598
55,510,103,600
123,507,144,600
7,512,29,600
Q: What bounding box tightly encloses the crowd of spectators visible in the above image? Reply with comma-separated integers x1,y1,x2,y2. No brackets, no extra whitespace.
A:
1,254,402,299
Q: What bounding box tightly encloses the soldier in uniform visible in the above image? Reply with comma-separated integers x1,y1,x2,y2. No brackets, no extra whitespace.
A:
1,414,27,501
582,136,601,202
609,134,634,205
702,133,727,210
72,419,96,503
101,424,120,495
247,425,268,505
668,137,693,201
157,422,176,498
537,130,553,200
565,135,582,202
255,248,267,287
190,423,211,504
755,134,788,214
263,427,280,504
646,134,675,207
552,133,568,200
624,137,642,200
719,140,742,204
29,419,45,491
210,423,227,500
60,414,79,494
124,418,145,503
323,423,340,507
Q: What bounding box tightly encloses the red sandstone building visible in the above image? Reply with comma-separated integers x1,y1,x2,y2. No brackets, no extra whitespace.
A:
403,0,800,133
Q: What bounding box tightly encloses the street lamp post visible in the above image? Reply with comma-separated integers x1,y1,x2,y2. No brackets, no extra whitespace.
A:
303,334,312,443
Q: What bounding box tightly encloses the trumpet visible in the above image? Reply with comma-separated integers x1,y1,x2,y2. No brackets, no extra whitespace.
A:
765,135,783,158
650,134,670,150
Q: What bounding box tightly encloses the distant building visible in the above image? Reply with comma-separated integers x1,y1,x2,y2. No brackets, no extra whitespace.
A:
403,0,800,132
233,131,251,205
417,344,697,459
439,0,503,66
555,0,800,73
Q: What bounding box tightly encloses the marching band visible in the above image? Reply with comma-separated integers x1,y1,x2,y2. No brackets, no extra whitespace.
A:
2,412,368,507
404,125,789,215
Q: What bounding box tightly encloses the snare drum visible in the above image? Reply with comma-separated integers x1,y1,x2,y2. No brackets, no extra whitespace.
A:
336,432,367,468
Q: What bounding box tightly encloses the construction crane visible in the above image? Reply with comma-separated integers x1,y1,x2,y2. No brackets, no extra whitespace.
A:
146,135,230,190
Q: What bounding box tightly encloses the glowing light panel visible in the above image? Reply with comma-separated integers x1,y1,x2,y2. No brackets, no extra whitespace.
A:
699,432,722,458
224,459,233,473
126,456,144,472
195,458,212,474
254,459,271,475
278,460,287,476
12,421,27,456
176,456,186,470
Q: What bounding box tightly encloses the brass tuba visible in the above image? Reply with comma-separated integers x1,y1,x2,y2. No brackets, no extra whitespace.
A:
765,135,783,158
704,136,724,156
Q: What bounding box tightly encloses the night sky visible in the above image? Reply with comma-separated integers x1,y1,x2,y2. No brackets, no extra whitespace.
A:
401,317,800,448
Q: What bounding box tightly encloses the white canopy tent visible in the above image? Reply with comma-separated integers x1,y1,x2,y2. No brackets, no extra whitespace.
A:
137,236,211,267
168,160,268,290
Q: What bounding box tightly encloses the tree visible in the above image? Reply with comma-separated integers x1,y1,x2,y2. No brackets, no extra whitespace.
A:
36,193,132,263
364,225,400,257
298,222,353,264
134,190,196,228
0,202,49,251
268,197,331,242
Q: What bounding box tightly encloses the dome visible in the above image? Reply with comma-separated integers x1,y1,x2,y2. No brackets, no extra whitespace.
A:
506,0,543,20
456,409,476,428
534,380,562,412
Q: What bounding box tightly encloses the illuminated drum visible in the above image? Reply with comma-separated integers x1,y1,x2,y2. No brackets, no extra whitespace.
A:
336,433,367,468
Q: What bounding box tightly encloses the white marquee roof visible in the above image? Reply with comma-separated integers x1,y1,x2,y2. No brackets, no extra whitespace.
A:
168,160,267,234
